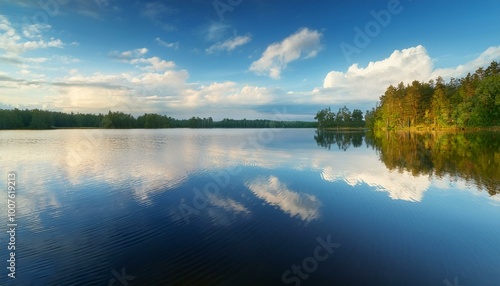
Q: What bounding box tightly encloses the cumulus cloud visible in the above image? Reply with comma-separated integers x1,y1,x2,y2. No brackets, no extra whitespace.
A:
315,45,433,103
206,34,251,54
0,15,64,55
324,45,432,90
250,28,322,79
316,45,500,104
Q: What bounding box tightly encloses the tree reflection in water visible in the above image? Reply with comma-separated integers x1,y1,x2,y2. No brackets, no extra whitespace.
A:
314,129,500,196
314,130,364,151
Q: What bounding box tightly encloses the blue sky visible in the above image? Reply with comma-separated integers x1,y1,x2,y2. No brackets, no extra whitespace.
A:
1,0,499,120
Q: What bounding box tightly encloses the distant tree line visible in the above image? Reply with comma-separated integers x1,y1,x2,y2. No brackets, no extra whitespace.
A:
0,109,317,129
366,61,500,130
0,109,103,129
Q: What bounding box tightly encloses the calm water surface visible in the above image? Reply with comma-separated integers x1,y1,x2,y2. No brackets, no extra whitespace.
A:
0,129,499,285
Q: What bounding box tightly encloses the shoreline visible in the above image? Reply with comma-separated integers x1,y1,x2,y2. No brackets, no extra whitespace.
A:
0,126,318,131
372,126,500,133
320,127,367,131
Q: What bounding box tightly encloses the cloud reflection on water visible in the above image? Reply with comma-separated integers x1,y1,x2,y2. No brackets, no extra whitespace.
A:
246,176,320,222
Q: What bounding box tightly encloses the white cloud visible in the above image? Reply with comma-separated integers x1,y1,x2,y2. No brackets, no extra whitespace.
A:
0,15,64,55
199,81,238,104
24,37,63,50
324,45,432,89
246,176,320,222
155,37,179,49
250,28,322,79
315,45,500,105
206,34,251,54
226,85,275,105
22,23,50,38
109,48,175,72
129,69,189,90
318,45,432,103
431,45,500,79
130,57,176,72
184,82,276,108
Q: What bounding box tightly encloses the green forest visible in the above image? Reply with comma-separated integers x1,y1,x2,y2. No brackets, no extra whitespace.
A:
0,109,317,129
315,61,500,130
366,61,500,130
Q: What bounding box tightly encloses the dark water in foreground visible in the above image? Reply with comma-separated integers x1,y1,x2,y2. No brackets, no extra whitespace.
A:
0,129,499,285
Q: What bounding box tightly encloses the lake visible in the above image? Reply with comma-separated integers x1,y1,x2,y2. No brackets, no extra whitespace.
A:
0,129,499,285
